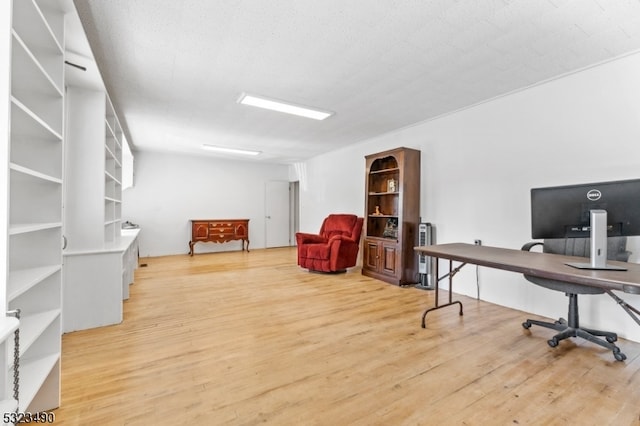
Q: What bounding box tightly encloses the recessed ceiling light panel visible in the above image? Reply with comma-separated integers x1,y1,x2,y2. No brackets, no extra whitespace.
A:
238,93,334,120
202,144,261,156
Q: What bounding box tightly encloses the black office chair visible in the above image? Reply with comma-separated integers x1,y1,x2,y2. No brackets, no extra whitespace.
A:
521,237,631,361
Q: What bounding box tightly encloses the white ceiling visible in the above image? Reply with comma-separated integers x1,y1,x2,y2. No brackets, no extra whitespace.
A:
70,0,640,164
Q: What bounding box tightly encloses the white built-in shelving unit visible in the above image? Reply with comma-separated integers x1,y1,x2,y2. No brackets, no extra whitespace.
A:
6,0,66,412
62,6,139,333
2,1,138,413
104,96,124,243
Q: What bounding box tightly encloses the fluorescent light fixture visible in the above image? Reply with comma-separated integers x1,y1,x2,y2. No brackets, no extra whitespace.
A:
202,144,261,156
238,93,334,120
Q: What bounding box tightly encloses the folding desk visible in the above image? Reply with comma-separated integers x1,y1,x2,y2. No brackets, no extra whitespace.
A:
414,243,640,329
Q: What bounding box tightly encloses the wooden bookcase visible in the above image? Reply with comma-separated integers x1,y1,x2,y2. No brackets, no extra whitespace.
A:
362,147,420,285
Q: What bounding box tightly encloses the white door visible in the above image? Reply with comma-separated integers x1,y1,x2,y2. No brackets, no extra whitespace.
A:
265,180,291,247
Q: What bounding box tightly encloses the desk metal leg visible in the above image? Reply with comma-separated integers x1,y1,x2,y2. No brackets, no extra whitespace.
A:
421,258,465,328
605,289,640,327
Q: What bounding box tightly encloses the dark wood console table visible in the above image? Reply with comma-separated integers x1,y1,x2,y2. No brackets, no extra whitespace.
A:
414,243,640,327
189,219,250,256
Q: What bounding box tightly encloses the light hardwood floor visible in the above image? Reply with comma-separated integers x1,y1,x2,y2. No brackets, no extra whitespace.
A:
53,247,640,425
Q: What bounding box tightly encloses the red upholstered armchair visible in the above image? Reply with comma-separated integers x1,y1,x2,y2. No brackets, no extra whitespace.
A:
296,214,364,273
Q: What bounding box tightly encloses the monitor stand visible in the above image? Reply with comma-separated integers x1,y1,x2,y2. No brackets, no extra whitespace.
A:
565,209,627,271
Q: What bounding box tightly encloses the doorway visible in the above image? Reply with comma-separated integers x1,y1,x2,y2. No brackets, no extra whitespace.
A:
265,180,299,248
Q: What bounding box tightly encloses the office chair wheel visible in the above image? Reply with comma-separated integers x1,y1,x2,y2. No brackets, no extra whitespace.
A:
547,338,559,348
522,321,531,329
613,349,626,362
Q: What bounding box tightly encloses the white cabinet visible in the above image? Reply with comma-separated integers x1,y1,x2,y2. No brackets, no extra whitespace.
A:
121,229,140,300
5,0,65,412
62,230,139,332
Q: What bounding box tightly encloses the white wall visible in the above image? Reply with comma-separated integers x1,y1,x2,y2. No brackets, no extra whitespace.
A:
292,154,367,233
122,151,289,257
296,51,640,342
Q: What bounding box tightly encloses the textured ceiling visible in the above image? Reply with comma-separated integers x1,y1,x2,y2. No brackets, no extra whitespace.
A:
71,0,640,164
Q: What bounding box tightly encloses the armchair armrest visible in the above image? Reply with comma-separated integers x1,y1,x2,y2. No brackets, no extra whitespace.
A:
296,232,328,245
325,235,357,254
522,241,543,252
327,234,357,244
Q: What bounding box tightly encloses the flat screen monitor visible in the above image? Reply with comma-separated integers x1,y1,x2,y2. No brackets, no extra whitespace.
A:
530,178,640,270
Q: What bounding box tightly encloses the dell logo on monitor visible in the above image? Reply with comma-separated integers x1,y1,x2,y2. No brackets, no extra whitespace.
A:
587,189,602,201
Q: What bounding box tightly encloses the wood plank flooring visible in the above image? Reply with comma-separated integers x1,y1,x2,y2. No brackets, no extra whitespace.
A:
53,247,640,425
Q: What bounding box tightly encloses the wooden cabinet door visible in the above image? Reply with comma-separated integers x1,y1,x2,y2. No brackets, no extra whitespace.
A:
380,242,398,277
364,240,380,271
364,239,398,278
235,222,248,238
192,222,209,240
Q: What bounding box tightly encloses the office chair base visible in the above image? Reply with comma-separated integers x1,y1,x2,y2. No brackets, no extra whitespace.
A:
522,318,626,361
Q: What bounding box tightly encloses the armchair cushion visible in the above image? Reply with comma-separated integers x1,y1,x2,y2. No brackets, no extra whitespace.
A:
296,214,364,273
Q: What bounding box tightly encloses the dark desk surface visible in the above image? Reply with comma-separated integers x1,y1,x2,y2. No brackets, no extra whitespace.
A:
415,243,640,294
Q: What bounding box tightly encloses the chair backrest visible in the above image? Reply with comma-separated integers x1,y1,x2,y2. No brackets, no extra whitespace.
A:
525,237,631,294
542,236,631,262
319,214,363,241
